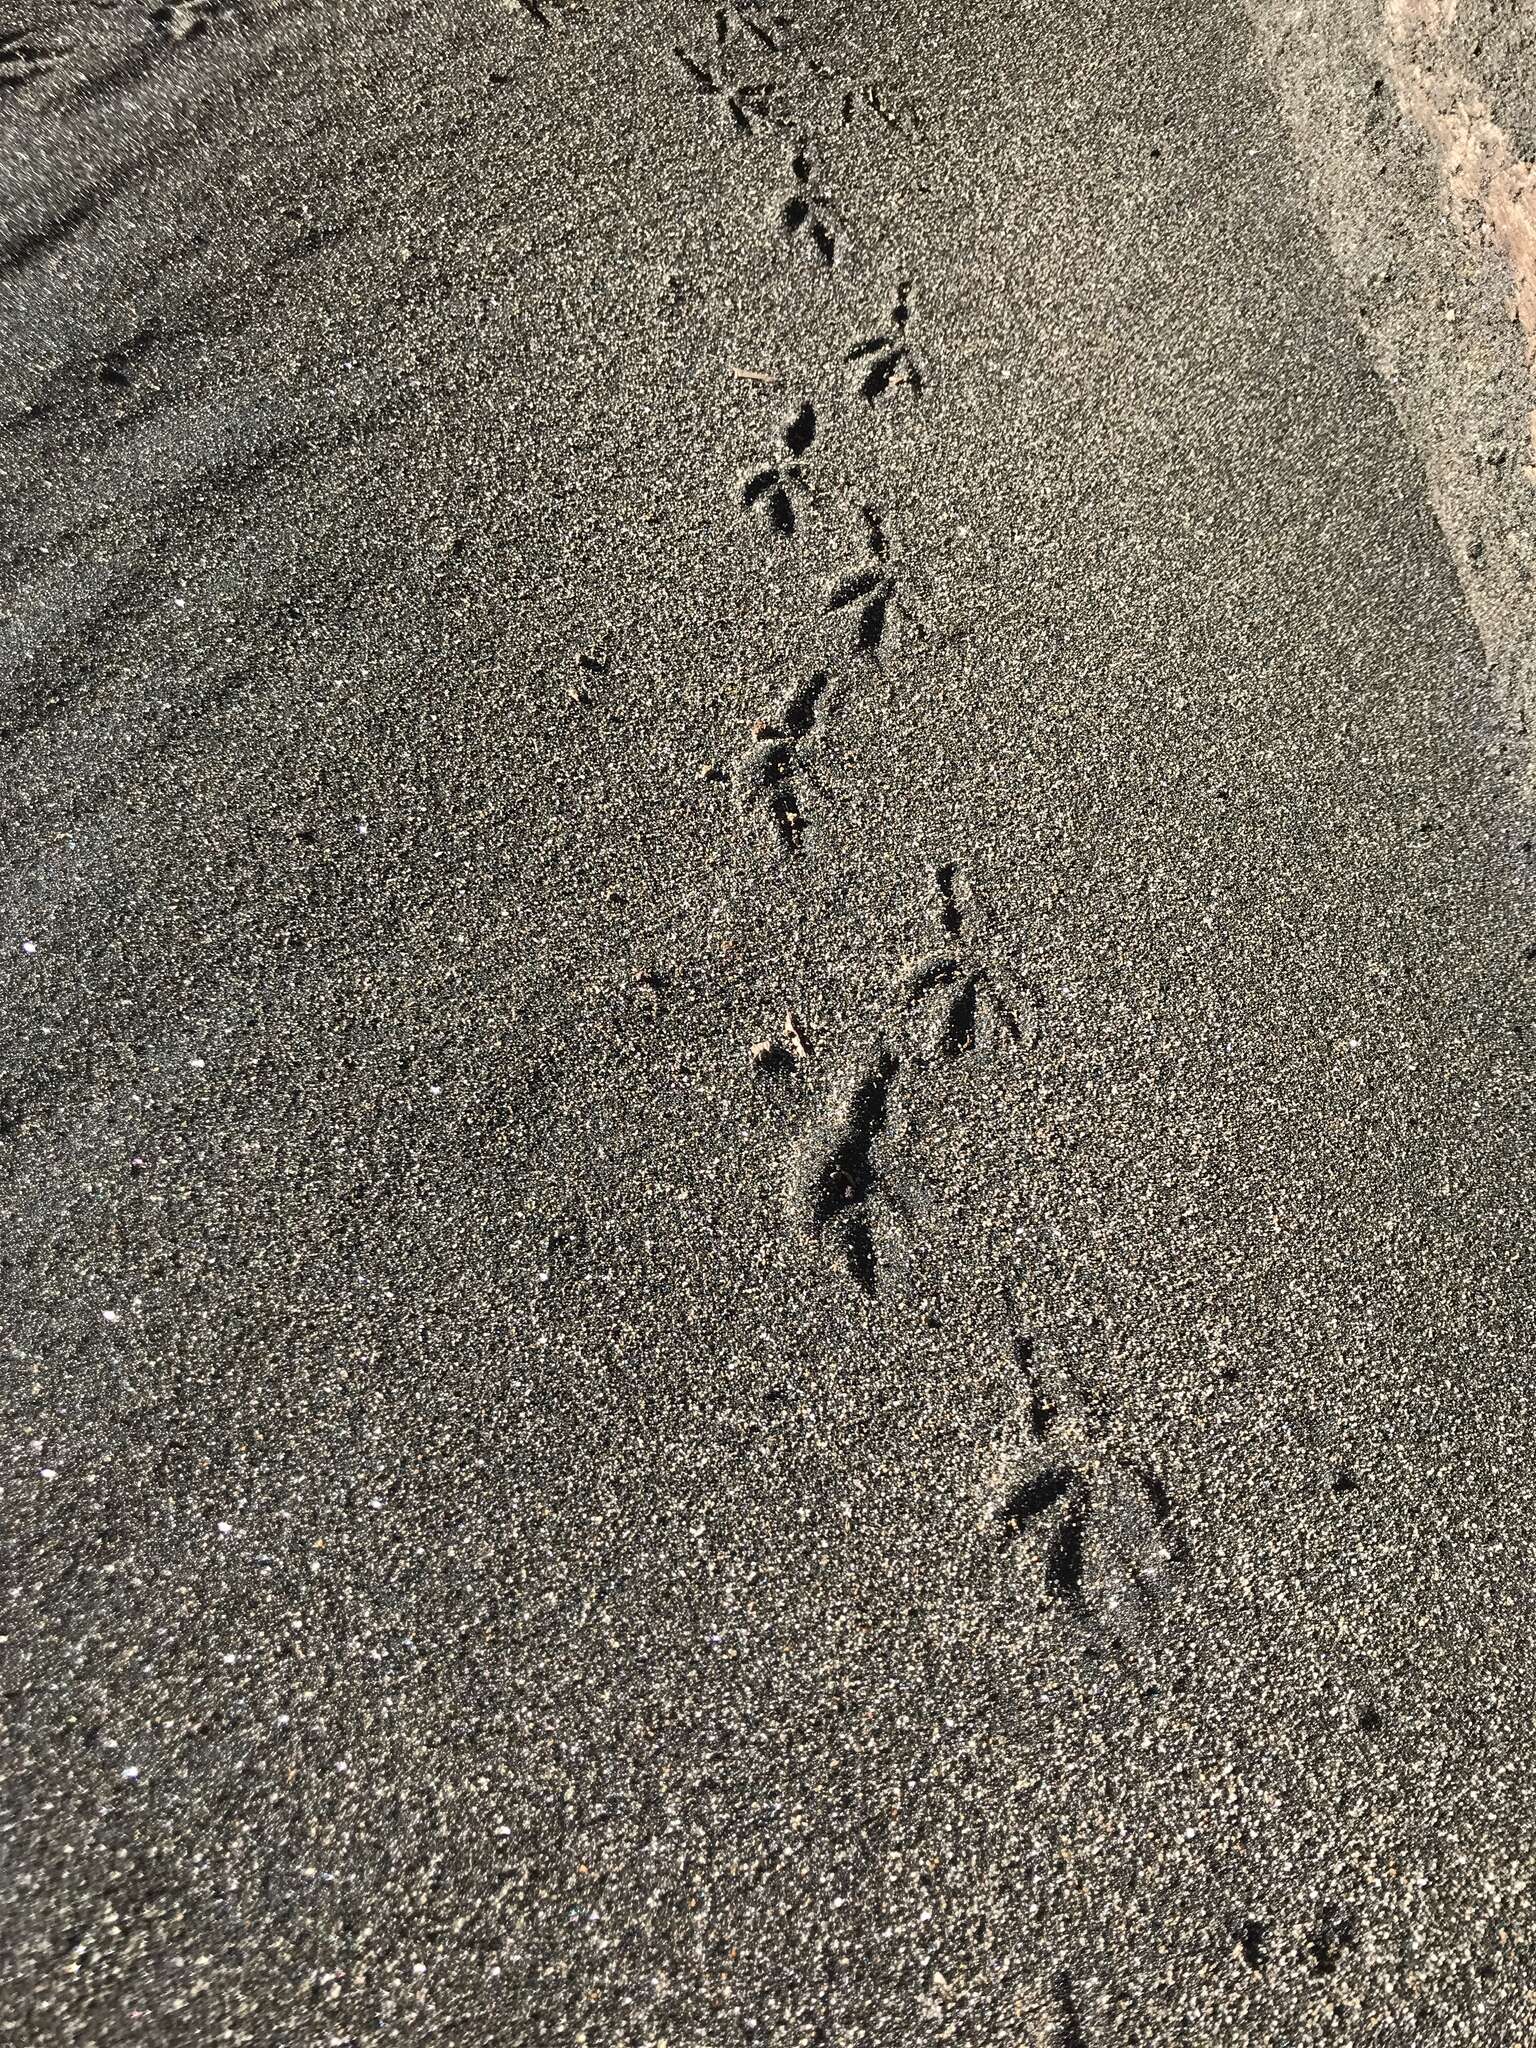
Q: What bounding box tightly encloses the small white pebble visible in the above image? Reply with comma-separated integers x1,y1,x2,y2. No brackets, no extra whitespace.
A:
21,940,36,955
40,1469,58,1482
122,1766,140,1781
102,1309,121,1325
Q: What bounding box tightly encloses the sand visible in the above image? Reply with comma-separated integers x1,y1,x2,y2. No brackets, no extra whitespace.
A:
1244,0,1536,761
3,2,1536,2041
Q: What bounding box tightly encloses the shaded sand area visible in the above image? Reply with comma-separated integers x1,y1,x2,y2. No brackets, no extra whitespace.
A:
3,2,1536,2040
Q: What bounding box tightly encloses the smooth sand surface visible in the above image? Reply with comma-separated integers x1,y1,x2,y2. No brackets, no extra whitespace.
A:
4,3,1536,2041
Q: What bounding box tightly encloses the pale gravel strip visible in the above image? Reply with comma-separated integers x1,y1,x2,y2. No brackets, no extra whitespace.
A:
1243,0,1536,761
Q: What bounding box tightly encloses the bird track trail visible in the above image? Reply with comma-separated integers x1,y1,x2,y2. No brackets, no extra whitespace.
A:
660,13,1194,2002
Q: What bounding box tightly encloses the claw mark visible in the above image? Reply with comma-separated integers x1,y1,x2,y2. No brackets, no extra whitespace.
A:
737,737,805,852
1308,1907,1358,1977
1137,1462,1174,1527
716,1,791,49
996,1454,1180,1633
1000,1281,1062,1444
736,671,829,855
826,567,888,652
937,974,979,1058
674,34,772,135
741,401,816,538
845,281,923,403
1018,1333,1056,1443
797,1045,899,1291
0,24,65,85
934,862,963,937
1052,1972,1086,2048
1238,1919,1269,1971
840,79,923,137
577,634,612,678
780,149,838,264
999,1466,1076,1542
896,867,1029,1055
781,667,827,737
751,1008,811,1077
782,399,815,458
896,955,962,1007
826,506,899,655
149,0,232,40
742,468,797,535
897,952,1020,1061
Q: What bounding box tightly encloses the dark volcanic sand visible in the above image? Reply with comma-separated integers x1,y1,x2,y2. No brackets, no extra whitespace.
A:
4,2,1536,2042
